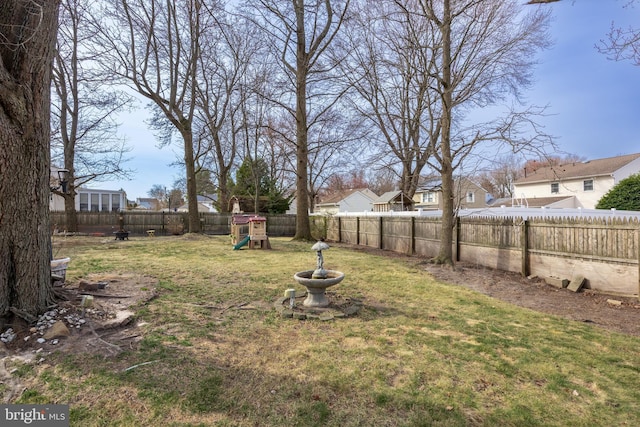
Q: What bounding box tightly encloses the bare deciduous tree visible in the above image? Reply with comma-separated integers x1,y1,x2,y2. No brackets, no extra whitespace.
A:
94,0,213,233
413,0,553,265
0,0,61,320
52,0,133,231
196,11,265,213
476,155,525,200
341,0,438,200
598,1,640,66
245,0,351,240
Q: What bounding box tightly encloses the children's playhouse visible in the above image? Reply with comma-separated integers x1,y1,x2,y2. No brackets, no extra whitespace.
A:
231,215,271,250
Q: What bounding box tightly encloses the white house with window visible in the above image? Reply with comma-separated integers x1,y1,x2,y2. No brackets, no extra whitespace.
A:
513,153,640,209
76,188,127,212
50,187,127,212
49,166,127,212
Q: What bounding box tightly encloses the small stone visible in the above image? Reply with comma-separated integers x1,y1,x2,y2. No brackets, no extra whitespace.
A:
37,338,46,344
607,299,622,306
567,275,586,292
319,313,334,321
280,309,293,318
43,321,70,340
344,305,361,316
293,312,307,320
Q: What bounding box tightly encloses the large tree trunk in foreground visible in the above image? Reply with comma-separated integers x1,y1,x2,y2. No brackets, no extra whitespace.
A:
0,0,61,319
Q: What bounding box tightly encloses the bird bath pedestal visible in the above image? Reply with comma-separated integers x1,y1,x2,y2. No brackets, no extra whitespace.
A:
293,240,344,307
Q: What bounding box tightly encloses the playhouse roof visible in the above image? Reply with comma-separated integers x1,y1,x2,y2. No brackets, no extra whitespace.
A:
232,215,266,225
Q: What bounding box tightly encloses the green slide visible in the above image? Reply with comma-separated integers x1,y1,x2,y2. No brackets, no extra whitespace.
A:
233,235,251,250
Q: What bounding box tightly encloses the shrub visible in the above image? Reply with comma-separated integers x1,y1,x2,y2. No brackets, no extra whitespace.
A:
596,173,640,210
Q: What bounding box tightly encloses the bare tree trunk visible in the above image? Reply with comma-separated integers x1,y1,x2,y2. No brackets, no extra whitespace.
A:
434,0,455,266
63,145,77,231
294,1,312,240
183,129,201,232
0,0,60,319
251,0,350,240
64,191,79,231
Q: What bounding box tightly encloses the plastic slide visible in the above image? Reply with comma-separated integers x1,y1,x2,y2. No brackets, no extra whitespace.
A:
233,235,251,250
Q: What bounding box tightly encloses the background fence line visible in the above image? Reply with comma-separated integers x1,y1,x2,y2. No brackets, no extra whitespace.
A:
51,212,298,237
316,215,639,297
51,211,639,297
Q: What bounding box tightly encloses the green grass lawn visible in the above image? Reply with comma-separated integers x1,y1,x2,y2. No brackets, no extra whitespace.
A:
12,234,640,426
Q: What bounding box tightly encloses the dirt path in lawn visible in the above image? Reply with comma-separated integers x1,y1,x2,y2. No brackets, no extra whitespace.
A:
340,244,640,337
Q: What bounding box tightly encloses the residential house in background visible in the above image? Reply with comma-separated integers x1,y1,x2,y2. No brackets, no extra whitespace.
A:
176,194,218,213
198,194,218,212
49,166,127,212
315,188,378,214
373,191,414,212
51,188,127,212
513,153,640,209
134,197,161,211
75,188,127,212
414,176,490,210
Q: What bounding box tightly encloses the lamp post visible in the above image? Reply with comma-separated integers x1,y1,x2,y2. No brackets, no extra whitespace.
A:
51,168,69,193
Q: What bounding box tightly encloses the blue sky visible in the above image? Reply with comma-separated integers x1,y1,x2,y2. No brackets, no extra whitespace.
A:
528,0,640,159
101,0,640,200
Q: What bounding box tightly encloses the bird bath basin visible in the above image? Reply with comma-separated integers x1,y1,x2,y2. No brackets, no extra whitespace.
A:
293,240,345,307
293,269,345,307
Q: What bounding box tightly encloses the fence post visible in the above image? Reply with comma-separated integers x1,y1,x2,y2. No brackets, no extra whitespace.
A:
410,216,415,255
356,217,360,246
379,216,383,250
455,216,461,262
521,219,530,277
337,216,342,243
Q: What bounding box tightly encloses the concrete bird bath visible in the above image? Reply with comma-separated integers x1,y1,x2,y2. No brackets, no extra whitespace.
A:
293,240,345,307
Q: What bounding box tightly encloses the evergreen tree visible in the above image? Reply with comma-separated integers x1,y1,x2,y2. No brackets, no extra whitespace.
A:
596,174,640,211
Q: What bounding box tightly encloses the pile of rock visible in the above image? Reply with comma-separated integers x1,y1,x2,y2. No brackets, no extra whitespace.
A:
1,305,115,347
1,328,17,343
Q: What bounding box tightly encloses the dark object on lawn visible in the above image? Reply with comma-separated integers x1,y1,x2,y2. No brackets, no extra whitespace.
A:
114,230,129,240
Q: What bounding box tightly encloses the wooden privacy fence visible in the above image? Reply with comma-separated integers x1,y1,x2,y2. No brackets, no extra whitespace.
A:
51,212,639,296
51,212,297,237
314,215,640,297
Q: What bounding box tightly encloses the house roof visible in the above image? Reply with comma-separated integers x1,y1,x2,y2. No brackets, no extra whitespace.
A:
316,188,375,206
417,176,489,193
517,196,574,208
515,153,640,184
197,194,217,203
373,191,413,204
232,214,266,224
177,202,213,212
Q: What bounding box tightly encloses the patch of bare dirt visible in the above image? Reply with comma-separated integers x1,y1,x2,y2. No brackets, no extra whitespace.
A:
339,243,640,337
1,273,157,403
1,273,157,358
